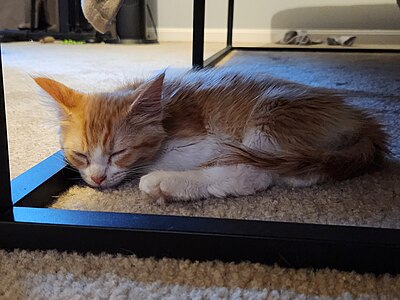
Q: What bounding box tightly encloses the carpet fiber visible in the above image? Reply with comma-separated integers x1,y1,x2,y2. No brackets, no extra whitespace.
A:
2,42,400,299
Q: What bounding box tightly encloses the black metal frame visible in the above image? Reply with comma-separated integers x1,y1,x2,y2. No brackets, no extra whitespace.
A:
192,0,400,68
1,0,400,275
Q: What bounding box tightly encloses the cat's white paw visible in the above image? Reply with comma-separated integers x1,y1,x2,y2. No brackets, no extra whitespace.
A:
139,171,207,203
139,171,171,204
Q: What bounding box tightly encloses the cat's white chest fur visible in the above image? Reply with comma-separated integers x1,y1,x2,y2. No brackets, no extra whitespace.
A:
150,137,221,171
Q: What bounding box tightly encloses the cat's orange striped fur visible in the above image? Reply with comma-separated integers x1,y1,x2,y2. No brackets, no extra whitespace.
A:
35,69,388,203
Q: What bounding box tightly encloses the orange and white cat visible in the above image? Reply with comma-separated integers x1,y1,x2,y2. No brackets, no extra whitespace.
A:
34,69,388,203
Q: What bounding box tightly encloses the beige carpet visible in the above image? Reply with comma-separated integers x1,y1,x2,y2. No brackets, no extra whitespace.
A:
2,42,400,299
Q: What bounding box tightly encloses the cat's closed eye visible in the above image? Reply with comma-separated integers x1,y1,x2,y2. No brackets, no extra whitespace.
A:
108,149,127,163
71,151,89,165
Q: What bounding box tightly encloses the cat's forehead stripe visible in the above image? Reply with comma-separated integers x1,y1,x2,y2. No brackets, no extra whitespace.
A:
82,118,89,151
83,96,127,150
102,126,112,149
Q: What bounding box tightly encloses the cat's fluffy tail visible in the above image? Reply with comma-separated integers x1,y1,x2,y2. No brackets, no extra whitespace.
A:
212,122,388,181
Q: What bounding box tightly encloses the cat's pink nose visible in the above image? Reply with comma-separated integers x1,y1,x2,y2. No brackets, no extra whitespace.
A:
91,175,106,185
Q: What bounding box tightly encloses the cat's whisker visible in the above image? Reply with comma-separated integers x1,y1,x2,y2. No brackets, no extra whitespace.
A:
65,168,80,173
52,154,70,164
123,170,147,177
132,169,145,172
129,165,150,171
50,154,82,173
116,165,149,175
57,164,80,173
125,170,146,175
50,161,79,173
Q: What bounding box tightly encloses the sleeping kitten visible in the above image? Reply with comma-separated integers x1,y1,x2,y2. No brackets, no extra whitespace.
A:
34,69,388,203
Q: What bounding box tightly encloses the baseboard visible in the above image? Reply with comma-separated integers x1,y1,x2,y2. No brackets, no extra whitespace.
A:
157,28,400,45
157,28,270,43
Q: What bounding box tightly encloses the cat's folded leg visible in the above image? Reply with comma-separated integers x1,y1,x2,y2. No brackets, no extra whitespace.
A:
139,170,209,204
139,165,273,203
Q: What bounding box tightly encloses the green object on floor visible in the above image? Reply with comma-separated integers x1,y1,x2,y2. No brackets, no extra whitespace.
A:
62,39,85,45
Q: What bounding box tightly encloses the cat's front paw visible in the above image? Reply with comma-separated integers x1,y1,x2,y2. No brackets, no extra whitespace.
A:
139,171,172,205
139,171,207,204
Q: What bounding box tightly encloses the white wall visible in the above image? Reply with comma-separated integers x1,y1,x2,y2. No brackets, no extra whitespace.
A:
0,0,25,30
157,0,400,43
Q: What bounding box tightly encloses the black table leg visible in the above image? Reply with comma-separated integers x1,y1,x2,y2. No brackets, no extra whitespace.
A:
227,0,234,47
192,0,205,68
192,0,234,68
0,46,13,218
30,0,36,31
58,0,70,34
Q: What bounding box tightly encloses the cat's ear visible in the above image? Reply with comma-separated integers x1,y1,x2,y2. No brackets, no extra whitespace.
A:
34,77,84,113
128,72,165,119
